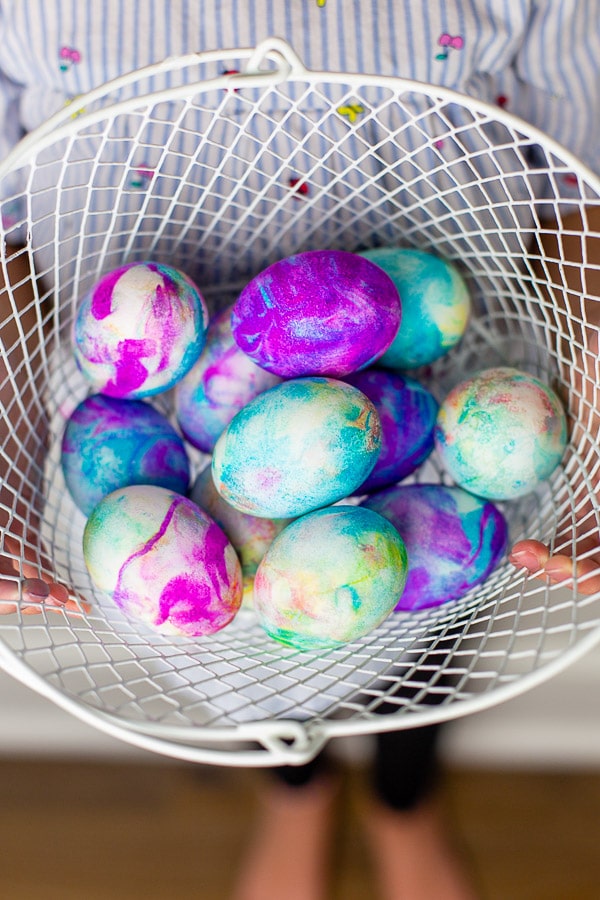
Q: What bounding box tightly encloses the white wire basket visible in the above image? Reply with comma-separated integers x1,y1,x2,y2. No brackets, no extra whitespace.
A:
1,38,599,766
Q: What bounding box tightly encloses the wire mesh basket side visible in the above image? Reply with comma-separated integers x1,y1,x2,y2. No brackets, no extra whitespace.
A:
0,43,599,764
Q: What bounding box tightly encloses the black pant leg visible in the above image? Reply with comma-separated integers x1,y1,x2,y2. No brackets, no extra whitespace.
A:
370,722,441,811
271,720,441,810
271,753,330,787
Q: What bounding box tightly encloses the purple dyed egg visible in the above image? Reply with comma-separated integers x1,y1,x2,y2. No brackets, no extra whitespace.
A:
231,250,401,378
175,305,280,453
343,368,438,493
61,393,190,516
362,483,508,611
83,485,243,637
73,261,209,398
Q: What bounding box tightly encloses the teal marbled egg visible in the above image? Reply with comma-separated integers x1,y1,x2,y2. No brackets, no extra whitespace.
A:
254,505,408,650
361,247,470,370
211,377,381,519
435,367,567,500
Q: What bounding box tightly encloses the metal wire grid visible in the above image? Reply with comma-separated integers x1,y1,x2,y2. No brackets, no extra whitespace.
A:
0,40,599,765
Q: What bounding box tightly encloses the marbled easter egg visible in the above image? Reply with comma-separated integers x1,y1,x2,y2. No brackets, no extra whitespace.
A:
434,367,567,500
174,305,280,453
362,483,508,611
254,505,408,650
190,466,290,605
231,249,401,377
82,485,242,637
343,368,438,493
73,261,209,398
362,247,470,370
212,377,382,519
61,393,190,516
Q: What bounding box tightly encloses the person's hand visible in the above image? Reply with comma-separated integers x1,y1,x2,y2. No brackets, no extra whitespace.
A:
509,536,600,594
0,532,89,616
509,209,600,594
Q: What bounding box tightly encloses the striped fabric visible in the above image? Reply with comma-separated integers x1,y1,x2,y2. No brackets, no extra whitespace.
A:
0,0,597,175
0,0,597,283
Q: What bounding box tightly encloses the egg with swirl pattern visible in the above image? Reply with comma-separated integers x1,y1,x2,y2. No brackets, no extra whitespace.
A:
230,250,401,378
212,377,382,519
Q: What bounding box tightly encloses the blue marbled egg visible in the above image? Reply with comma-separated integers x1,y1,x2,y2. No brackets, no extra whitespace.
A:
434,367,568,501
254,505,408,650
174,305,280,453
190,466,290,605
362,483,508,611
343,368,438,493
212,377,382,519
61,393,190,515
361,247,470,370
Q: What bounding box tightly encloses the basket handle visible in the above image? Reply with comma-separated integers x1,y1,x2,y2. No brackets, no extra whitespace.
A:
239,37,309,83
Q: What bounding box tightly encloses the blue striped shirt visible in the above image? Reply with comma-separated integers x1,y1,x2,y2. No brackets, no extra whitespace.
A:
0,1,598,289
0,0,597,175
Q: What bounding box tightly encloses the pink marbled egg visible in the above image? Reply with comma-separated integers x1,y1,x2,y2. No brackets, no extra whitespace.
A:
73,262,208,399
83,485,242,637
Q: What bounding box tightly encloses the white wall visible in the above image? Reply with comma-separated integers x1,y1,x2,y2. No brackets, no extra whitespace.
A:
441,640,600,769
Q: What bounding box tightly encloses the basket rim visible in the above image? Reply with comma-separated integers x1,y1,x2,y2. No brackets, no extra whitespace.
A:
3,597,600,767
0,37,598,200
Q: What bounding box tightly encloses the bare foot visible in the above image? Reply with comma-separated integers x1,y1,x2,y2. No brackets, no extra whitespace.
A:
231,774,338,900
365,798,480,900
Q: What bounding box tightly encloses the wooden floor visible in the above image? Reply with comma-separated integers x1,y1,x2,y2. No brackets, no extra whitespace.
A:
0,758,598,900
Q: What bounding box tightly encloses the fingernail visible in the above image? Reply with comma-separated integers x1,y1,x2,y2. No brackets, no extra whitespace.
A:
508,549,541,572
22,578,51,599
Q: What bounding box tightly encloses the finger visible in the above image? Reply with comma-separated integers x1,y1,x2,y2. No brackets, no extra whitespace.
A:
0,577,57,612
0,576,29,602
510,540,600,595
508,539,550,574
3,534,52,582
48,582,70,604
20,599,91,617
1,534,91,616
0,555,21,577
543,554,600,595
61,596,92,616
17,586,91,616
3,535,77,606
0,603,18,615
22,577,51,599
0,591,92,617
